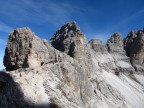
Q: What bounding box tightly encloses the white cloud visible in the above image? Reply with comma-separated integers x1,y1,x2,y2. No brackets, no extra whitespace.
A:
25,1,84,26
0,63,4,70
0,21,12,33
0,53,4,70
0,39,6,70
0,39,7,46
114,9,144,29
0,0,84,26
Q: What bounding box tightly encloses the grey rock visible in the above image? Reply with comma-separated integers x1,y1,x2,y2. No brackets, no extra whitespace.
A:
107,32,124,53
124,30,144,72
50,22,96,77
88,39,116,71
106,33,134,73
50,22,87,59
3,27,73,71
89,39,107,54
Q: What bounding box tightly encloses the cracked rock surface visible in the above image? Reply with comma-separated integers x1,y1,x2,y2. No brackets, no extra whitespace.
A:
124,30,144,72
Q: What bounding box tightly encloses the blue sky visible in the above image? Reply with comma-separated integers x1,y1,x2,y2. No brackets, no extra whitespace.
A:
0,0,144,69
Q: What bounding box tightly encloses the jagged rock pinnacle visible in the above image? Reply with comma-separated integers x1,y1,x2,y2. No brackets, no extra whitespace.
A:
124,29,144,71
106,32,124,53
3,28,35,70
50,21,86,58
106,32,134,73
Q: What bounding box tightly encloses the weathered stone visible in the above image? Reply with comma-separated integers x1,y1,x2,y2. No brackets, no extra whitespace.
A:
106,33,134,73
3,27,73,71
50,22,87,59
107,32,124,53
50,22,96,77
124,30,144,72
88,39,116,71
89,39,107,54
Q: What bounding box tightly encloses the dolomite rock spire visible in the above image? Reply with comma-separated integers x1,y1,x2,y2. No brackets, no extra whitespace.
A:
50,22,87,59
50,22,96,77
124,30,144,72
106,32,134,73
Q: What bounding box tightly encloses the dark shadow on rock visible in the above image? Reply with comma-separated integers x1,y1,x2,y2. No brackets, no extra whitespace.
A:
0,72,60,108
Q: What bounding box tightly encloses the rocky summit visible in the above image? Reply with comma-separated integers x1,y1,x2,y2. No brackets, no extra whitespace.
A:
124,30,144,72
106,33,134,73
0,22,144,108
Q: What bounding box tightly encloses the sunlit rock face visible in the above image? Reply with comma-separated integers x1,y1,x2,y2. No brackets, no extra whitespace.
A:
88,39,116,71
50,22,86,58
1,22,144,108
124,30,144,72
3,28,35,70
107,32,124,53
50,22,96,77
89,39,107,54
3,27,73,71
106,33,134,73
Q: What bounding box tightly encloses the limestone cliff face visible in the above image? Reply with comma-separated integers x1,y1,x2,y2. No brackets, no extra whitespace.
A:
107,32,124,53
89,39,107,54
50,22,86,59
1,22,144,108
51,22,96,77
88,39,116,70
124,30,144,72
3,27,74,71
106,33,134,73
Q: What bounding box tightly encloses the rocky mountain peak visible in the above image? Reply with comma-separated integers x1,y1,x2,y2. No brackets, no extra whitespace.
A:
89,39,107,54
106,32,134,73
50,22,86,58
107,32,123,44
3,27,35,71
51,21,81,41
107,32,124,53
124,29,144,71
89,39,103,45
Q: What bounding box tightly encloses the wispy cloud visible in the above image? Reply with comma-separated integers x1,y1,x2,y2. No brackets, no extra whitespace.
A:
114,9,144,30
0,39,7,70
0,0,84,26
0,21,12,33
0,39,7,46
0,55,4,70
0,48,5,70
